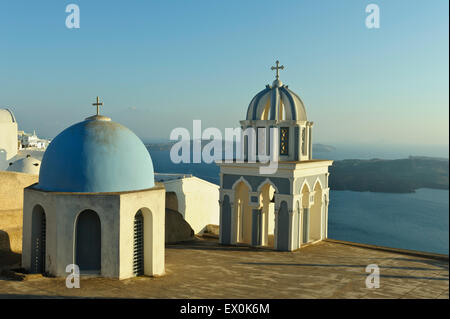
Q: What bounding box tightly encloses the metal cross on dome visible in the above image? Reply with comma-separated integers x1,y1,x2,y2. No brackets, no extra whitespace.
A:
271,60,284,80
92,96,103,116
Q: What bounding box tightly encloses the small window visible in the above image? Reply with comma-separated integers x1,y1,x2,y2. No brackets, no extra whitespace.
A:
280,127,289,155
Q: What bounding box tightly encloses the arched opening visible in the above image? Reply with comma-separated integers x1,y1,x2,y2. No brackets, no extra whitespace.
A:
234,181,252,244
220,195,232,244
31,205,46,274
301,183,310,244
276,201,290,251
259,183,276,247
165,192,179,212
310,182,323,242
137,207,153,276
75,210,101,274
133,210,144,276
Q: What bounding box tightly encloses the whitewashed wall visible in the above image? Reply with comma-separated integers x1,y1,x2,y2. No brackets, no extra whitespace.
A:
162,176,219,233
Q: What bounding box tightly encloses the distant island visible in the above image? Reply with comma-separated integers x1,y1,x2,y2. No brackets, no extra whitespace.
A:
145,141,449,193
329,156,449,193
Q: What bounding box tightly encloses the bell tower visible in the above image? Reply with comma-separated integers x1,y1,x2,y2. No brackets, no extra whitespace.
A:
218,61,333,252
240,61,313,162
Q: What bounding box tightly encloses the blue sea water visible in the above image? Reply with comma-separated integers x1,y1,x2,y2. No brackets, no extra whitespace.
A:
328,189,449,254
151,150,221,184
149,148,449,255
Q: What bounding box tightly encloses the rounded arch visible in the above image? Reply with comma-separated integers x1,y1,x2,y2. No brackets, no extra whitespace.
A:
133,210,144,276
135,207,154,276
31,204,46,274
75,209,101,273
32,203,45,214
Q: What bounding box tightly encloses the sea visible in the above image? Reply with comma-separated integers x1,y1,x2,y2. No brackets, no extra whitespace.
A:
150,144,449,255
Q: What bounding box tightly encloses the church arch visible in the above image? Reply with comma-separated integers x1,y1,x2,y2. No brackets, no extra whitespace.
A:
75,210,101,273
231,176,253,193
256,178,279,194
313,178,323,191
233,181,252,244
31,204,46,274
258,182,276,247
220,195,232,244
133,210,144,276
309,182,323,242
276,201,290,251
299,179,311,198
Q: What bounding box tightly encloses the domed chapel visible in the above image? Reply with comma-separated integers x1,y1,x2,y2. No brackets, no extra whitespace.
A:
21,98,165,279
218,61,333,251
0,108,18,167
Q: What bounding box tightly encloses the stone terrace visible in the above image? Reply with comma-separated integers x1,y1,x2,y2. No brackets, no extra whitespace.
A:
0,239,448,299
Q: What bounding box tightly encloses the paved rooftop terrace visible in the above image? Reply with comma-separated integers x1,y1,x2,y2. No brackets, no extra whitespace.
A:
0,239,448,299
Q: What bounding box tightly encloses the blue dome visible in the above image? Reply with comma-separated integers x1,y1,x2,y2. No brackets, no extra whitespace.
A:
38,116,155,193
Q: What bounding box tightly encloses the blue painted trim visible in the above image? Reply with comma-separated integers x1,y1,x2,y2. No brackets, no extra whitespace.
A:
269,88,280,120
250,87,270,120
280,86,298,120
222,174,291,194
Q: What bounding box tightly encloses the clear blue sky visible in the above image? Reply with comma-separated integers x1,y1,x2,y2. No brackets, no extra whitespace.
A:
0,0,448,147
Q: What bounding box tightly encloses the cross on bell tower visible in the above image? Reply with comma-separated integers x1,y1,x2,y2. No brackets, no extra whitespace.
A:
271,60,284,80
92,96,103,116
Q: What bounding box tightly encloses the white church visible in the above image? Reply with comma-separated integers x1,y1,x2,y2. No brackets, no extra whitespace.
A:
21,108,167,279
17,99,219,279
13,60,332,279
218,61,333,251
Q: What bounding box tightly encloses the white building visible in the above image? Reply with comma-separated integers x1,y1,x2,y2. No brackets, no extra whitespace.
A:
0,108,18,169
218,61,333,251
155,173,220,234
18,130,50,149
6,154,41,175
22,104,165,279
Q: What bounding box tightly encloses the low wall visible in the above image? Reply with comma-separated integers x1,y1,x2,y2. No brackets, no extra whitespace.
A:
0,171,38,211
0,171,38,254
